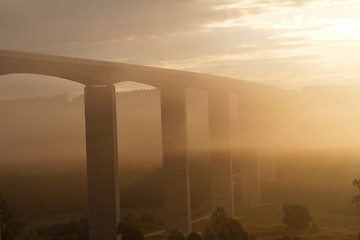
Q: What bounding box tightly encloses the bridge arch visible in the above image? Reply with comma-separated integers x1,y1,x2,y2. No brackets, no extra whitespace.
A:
0,73,84,100
0,73,89,219
114,81,162,172
0,61,108,86
0,49,272,240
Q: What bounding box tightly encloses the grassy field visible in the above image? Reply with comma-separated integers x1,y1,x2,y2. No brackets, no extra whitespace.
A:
4,150,360,239
18,200,360,240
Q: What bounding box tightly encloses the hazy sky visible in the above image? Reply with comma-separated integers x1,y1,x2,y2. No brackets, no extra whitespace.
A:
1,0,360,98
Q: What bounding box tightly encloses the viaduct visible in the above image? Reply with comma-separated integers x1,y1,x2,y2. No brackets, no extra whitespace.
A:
0,49,276,240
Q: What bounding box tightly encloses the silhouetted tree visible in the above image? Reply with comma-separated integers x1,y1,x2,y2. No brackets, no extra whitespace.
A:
0,195,26,240
118,221,144,240
203,206,248,240
187,232,202,240
37,218,88,239
75,218,89,240
352,177,360,206
282,204,312,230
168,229,185,240
227,219,248,240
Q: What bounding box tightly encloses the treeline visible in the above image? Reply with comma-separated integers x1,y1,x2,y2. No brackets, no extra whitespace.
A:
37,218,88,240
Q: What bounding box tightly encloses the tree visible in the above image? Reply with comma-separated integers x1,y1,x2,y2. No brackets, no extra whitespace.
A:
75,218,89,240
352,177,360,206
203,207,248,240
282,204,313,230
0,195,26,240
227,219,248,240
118,221,144,240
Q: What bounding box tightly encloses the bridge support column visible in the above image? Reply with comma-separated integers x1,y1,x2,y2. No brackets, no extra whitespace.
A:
84,85,120,240
238,101,261,205
208,92,234,216
239,150,260,205
161,89,191,233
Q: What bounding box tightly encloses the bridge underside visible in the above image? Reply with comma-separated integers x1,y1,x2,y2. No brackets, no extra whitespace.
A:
0,49,269,240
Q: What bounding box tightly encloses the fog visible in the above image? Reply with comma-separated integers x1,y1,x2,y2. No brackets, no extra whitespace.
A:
1,76,360,239
1,80,360,170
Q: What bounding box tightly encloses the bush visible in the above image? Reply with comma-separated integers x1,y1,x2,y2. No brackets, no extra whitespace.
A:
282,204,313,230
37,218,88,240
0,195,27,240
118,222,144,240
203,206,248,240
352,177,360,206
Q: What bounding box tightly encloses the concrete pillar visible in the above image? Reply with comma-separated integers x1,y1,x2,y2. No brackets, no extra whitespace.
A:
208,92,234,216
239,150,260,205
160,89,191,233
237,99,261,205
259,113,277,183
84,85,121,240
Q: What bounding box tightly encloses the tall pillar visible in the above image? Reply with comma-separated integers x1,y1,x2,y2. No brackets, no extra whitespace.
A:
208,92,234,216
238,99,260,205
161,89,191,233
259,112,277,183
239,150,260,205
84,85,121,240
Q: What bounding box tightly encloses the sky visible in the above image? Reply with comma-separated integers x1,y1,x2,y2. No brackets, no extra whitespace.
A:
1,0,360,98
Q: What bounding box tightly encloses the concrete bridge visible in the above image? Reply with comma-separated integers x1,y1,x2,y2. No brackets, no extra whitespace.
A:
0,49,275,240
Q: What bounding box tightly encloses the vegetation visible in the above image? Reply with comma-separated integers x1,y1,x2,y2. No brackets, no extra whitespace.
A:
352,177,360,206
118,217,144,240
1,151,360,239
281,204,313,231
202,207,248,240
37,218,88,240
0,195,26,240
187,232,202,240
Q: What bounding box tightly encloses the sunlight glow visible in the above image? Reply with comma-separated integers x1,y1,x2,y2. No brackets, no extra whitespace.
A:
312,18,360,40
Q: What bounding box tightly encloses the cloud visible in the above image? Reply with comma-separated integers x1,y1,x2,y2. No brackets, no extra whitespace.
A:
0,0,349,52
0,0,359,94
0,0,241,51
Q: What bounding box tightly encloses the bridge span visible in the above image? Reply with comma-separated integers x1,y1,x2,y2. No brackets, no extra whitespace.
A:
0,49,277,240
